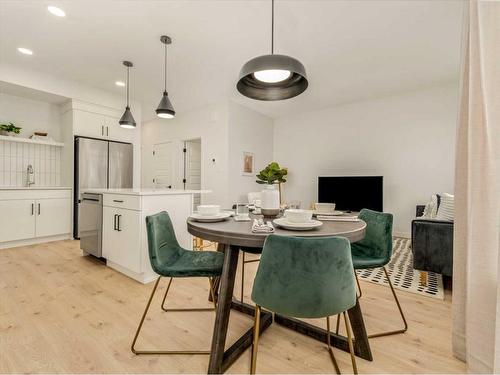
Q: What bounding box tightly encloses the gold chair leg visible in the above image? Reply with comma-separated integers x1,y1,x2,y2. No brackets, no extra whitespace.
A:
208,277,217,311
131,276,213,355
343,312,358,374
250,305,261,374
161,277,216,312
355,271,363,298
335,314,340,335
368,266,408,338
326,316,341,374
419,271,428,287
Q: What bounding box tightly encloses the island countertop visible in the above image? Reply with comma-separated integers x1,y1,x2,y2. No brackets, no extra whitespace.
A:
82,188,211,196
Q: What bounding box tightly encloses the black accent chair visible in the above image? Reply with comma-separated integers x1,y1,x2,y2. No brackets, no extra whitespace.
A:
411,205,453,284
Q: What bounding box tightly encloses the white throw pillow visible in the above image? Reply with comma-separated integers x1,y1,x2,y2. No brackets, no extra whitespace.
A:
422,194,439,218
435,193,454,221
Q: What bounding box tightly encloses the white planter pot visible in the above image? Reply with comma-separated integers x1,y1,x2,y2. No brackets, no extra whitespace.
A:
261,185,280,216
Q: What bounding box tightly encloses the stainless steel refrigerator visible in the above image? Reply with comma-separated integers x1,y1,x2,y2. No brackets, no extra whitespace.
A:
74,137,133,239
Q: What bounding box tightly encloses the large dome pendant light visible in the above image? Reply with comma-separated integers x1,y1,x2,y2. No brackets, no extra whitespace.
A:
119,61,136,129
156,35,175,119
237,0,308,101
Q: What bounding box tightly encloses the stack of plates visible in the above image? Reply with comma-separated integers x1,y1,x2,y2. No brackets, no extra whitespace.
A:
190,212,232,222
312,210,344,216
273,218,323,231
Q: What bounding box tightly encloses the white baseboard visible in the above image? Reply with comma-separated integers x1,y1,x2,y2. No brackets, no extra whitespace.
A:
393,231,411,239
0,234,72,250
106,260,157,284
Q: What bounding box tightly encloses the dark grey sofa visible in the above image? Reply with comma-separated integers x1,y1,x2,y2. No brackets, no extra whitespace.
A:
411,205,453,277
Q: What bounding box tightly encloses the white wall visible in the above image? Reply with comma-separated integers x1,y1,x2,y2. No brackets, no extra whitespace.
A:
0,65,142,189
0,93,62,141
142,101,274,208
228,101,273,204
142,102,230,207
273,84,458,236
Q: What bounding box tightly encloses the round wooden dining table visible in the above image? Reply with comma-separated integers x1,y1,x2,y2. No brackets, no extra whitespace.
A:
187,215,372,374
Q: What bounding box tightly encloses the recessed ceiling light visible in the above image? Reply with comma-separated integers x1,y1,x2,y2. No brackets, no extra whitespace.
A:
17,47,33,55
115,81,126,87
47,5,66,17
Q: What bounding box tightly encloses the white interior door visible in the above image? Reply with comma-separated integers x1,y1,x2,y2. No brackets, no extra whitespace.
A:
184,139,201,207
152,142,174,189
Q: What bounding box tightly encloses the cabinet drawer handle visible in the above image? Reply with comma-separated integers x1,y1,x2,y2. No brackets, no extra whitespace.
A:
113,214,118,231
113,199,124,203
38,203,41,216
106,126,109,136
117,214,122,232
31,203,34,216
102,125,104,136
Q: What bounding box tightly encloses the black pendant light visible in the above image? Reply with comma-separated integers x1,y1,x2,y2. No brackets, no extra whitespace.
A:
237,0,308,101
156,35,175,119
119,61,136,129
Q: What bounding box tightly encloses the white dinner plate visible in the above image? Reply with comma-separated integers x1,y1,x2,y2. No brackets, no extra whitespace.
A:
312,210,344,216
273,218,323,231
190,212,232,222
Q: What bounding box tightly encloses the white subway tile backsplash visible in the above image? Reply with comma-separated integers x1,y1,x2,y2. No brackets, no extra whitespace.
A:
0,139,62,188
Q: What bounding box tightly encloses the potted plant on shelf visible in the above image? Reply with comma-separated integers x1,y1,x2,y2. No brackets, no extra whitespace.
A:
256,162,287,217
0,122,22,136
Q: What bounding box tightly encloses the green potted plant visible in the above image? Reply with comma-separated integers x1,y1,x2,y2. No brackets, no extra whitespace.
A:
256,162,287,217
0,122,22,136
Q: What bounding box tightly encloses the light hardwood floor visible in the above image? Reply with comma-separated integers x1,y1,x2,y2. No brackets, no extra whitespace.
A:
0,240,465,373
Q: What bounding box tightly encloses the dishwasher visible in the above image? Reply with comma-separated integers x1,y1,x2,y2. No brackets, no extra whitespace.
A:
79,193,103,258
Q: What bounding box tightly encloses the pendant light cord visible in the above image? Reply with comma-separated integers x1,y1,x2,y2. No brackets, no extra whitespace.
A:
164,42,168,92
271,0,274,54
126,66,130,107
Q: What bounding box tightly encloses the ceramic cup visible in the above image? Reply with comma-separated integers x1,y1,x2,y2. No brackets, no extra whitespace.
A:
314,202,336,214
285,209,313,223
198,205,221,216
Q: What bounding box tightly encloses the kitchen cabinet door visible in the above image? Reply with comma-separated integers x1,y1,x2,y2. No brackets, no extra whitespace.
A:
103,206,141,273
106,115,135,143
0,200,36,242
73,110,107,139
35,198,72,238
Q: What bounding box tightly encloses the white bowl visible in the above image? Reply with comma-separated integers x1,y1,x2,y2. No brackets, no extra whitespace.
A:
284,209,313,223
314,202,336,214
198,205,221,216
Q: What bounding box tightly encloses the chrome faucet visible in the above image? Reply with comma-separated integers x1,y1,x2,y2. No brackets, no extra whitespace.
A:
27,164,35,187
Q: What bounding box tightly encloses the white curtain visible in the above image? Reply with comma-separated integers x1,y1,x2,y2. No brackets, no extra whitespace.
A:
452,1,500,373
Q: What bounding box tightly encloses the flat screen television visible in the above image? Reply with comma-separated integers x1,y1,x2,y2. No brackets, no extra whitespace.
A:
318,176,383,212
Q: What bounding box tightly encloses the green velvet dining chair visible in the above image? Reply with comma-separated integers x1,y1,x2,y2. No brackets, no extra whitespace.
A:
131,211,224,355
348,209,408,338
250,234,358,374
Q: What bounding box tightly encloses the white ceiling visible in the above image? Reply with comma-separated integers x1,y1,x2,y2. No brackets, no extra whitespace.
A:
0,0,464,121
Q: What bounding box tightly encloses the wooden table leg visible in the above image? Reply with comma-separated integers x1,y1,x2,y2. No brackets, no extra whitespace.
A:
347,299,372,360
208,245,240,374
274,298,373,361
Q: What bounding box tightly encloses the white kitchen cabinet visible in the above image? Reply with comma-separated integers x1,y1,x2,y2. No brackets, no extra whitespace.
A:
73,109,107,138
105,115,136,144
72,109,136,143
93,190,195,283
0,199,36,242
35,198,72,238
103,206,141,273
0,189,72,249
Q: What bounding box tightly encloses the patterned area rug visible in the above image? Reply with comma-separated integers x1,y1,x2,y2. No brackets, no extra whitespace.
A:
356,237,444,300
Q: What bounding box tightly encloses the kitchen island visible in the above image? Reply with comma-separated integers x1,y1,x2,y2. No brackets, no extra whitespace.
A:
82,189,209,283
